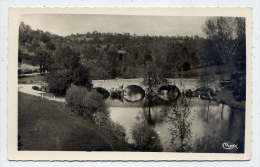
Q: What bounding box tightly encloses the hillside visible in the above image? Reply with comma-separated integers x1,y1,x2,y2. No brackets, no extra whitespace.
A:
18,92,131,151
18,22,205,79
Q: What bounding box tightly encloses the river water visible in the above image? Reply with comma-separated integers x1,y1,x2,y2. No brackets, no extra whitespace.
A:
109,98,245,152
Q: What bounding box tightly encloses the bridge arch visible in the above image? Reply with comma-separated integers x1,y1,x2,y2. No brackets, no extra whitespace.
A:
123,85,145,102
157,85,180,102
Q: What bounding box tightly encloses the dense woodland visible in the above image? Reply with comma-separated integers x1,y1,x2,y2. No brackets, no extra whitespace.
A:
18,17,246,98
18,22,203,78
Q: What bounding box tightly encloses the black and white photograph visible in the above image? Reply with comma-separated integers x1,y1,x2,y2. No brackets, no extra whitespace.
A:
8,7,252,160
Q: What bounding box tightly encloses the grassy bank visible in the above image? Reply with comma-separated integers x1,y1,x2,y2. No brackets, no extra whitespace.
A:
18,92,131,151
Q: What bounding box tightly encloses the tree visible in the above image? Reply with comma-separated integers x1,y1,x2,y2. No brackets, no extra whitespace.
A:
202,17,246,68
47,45,91,95
47,69,70,95
81,45,111,79
143,61,167,107
202,17,246,101
167,95,192,152
19,22,33,45
34,47,51,73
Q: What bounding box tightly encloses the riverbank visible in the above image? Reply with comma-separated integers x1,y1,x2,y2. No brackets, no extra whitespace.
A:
18,92,131,151
214,89,245,111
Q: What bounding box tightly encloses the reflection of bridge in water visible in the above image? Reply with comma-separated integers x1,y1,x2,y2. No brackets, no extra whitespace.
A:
92,78,219,102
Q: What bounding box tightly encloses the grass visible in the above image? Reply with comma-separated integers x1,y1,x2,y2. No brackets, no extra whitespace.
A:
18,92,131,151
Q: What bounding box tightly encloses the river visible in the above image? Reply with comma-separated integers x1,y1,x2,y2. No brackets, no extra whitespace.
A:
109,98,245,152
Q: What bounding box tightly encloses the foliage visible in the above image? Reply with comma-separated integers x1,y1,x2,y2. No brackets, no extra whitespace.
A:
66,85,108,119
32,85,41,91
193,127,244,153
92,111,110,127
19,22,205,80
202,17,246,102
63,84,127,144
47,45,91,95
131,115,163,151
19,20,246,83
143,62,167,88
108,121,127,143
110,89,122,100
202,17,246,68
93,111,126,143
167,95,192,152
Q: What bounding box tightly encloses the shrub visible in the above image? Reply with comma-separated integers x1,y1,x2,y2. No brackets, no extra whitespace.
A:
93,112,126,143
184,89,194,98
131,121,163,151
66,85,108,120
110,90,122,100
93,111,110,127
109,121,126,142
32,85,41,91
194,87,215,100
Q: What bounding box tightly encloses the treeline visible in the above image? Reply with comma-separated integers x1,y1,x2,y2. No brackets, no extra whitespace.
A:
18,22,203,80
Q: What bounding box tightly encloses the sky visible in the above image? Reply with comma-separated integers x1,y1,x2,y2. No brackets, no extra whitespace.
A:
20,14,208,37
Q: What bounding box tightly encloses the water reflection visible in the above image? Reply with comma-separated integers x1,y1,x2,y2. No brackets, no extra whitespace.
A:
109,97,245,153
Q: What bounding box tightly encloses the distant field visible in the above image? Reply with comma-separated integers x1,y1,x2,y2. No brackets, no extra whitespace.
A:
18,63,39,74
18,92,130,151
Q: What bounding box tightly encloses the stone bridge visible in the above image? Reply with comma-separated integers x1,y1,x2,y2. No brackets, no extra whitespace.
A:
92,78,219,92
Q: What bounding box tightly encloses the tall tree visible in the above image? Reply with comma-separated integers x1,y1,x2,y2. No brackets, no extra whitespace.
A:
202,17,246,101
202,17,246,68
47,45,91,95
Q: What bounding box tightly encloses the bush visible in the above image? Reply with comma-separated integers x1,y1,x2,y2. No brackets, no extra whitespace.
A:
92,111,110,127
93,112,126,143
109,121,126,142
194,87,215,100
184,89,194,98
32,85,41,91
66,85,108,120
66,85,127,145
110,90,122,100
131,121,163,151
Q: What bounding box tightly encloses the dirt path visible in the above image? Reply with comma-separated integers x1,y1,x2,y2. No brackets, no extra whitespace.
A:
18,84,65,103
